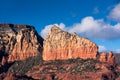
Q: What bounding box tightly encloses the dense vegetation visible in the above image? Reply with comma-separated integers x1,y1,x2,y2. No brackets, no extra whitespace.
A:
7,56,100,75
7,55,42,75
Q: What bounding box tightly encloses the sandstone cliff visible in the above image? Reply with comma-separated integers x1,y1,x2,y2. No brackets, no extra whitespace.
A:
0,24,43,62
43,26,98,60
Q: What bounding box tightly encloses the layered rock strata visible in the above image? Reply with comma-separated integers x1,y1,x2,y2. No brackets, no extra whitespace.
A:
0,24,43,62
43,26,98,60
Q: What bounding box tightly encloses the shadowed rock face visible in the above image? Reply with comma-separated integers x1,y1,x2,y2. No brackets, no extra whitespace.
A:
43,26,98,60
0,24,43,62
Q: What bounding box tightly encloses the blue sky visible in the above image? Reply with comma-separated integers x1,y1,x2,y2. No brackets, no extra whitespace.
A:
0,0,120,53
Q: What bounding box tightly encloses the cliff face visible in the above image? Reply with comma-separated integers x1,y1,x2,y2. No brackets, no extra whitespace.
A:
0,24,43,62
43,26,98,60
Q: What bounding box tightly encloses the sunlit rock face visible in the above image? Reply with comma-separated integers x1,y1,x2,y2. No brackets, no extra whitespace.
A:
43,26,98,60
99,51,115,66
99,52,107,62
0,24,43,62
107,51,115,66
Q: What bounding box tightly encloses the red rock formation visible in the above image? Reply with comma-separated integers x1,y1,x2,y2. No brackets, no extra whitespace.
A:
99,52,107,62
99,51,115,66
43,26,98,60
116,64,120,80
1,56,7,66
3,74,17,80
0,24,43,62
0,73,34,80
0,24,118,80
107,51,115,66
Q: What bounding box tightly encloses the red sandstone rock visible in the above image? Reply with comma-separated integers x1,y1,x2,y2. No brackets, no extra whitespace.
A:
99,52,115,66
0,24,43,62
99,52,107,62
116,77,120,80
4,74,17,80
0,73,33,80
43,26,98,60
0,73,5,80
0,24,118,80
55,71,115,80
1,56,7,66
107,51,115,66
116,65,120,80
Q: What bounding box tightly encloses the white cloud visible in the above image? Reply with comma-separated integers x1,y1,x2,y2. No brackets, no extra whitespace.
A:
40,16,120,40
109,3,120,21
68,16,120,40
68,17,102,34
40,23,66,38
98,45,107,52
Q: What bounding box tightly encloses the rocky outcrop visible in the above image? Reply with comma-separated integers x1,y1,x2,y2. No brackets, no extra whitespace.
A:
99,52,107,62
99,51,115,66
107,51,115,66
0,24,43,62
43,26,98,60
1,56,7,66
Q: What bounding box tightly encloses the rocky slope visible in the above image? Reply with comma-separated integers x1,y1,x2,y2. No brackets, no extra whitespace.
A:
43,26,98,60
26,59,116,80
0,24,43,62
